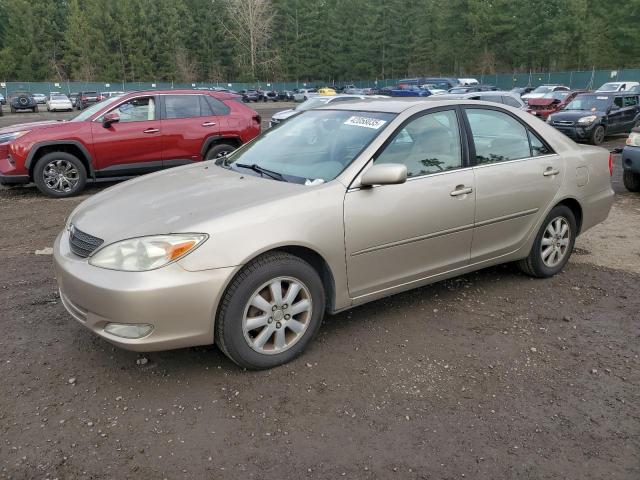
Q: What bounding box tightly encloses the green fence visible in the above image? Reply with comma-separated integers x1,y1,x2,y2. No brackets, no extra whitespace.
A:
3,68,640,95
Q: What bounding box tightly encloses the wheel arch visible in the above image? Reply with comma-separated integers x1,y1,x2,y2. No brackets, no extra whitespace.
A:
26,141,94,179
555,197,583,235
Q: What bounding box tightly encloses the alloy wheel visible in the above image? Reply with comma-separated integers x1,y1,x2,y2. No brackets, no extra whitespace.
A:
43,160,80,194
540,216,570,268
242,276,312,355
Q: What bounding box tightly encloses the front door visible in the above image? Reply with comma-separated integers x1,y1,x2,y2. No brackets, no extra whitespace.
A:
160,94,220,166
91,95,162,176
464,106,563,262
344,108,476,299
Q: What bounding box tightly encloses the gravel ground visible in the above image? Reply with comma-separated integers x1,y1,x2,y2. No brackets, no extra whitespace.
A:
0,108,639,480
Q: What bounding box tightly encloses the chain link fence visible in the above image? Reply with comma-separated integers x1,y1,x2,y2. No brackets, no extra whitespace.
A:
2,69,640,96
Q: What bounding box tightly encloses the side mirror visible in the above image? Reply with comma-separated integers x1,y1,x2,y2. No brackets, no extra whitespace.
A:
360,163,407,187
102,112,120,128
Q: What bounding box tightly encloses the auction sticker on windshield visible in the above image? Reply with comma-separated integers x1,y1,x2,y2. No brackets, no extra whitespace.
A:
344,116,387,129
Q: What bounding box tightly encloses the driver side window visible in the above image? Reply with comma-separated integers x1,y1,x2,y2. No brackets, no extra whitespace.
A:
111,96,155,123
374,109,462,178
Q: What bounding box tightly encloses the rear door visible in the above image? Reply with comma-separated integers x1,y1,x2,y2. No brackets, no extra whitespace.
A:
464,106,563,262
90,95,163,175
160,94,221,166
621,95,639,130
607,96,626,133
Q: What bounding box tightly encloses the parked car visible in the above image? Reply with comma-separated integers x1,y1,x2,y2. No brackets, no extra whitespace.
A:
278,90,295,101
52,98,614,369
33,93,47,104
261,90,280,102
457,77,480,86
46,93,74,112
317,87,336,96
269,94,377,127
448,85,498,94
74,91,100,110
420,83,449,95
69,93,79,105
622,128,640,192
596,81,640,93
389,85,431,97
293,89,317,102
0,90,261,197
0,93,5,105
522,85,570,102
526,90,587,120
240,90,261,102
511,86,535,96
547,92,640,145
344,87,365,95
431,91,525,109
9,92,38,113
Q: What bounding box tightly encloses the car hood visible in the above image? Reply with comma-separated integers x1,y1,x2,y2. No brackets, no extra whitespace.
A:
69,162,310,244
549,110,603,121
527,98,559,106
0,120,68,134
272,109,297,120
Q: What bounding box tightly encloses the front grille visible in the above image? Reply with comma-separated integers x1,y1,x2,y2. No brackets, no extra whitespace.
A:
69,225,103,258
552,120,574,126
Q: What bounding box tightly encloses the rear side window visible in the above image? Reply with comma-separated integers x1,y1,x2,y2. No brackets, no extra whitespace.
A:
204,95,230,115
623,96,638,107
466,108,531,164
164,95,201,119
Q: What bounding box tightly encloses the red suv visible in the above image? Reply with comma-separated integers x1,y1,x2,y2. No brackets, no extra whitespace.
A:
0,90,261,197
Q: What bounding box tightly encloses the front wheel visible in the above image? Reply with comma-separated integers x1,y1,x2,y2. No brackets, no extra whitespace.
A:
623,170,640,192
517,205,576,278
33,152,87,198
215,252,325,369
590,125,605,145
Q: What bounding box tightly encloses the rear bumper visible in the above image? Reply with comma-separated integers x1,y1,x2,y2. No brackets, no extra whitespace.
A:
579,188,615,234
621,145,640,173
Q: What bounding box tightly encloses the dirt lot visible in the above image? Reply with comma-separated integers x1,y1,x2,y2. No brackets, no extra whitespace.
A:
0,107,639,479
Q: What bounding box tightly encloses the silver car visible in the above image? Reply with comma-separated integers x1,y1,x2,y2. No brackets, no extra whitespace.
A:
431,91,526,109
270,94,379,127
54,99,614,369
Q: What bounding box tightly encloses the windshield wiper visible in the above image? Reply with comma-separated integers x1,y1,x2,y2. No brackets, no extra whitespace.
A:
234,163,287,182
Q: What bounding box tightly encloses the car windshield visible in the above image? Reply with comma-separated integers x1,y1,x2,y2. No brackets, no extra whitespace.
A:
544,91,570,100
294,97,331,111
70,95,123,122
597,83,619,91
532,86,554,94
225,109,395,183
564,96,610,111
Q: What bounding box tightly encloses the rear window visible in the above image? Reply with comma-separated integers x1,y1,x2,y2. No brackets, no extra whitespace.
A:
204,95,230,115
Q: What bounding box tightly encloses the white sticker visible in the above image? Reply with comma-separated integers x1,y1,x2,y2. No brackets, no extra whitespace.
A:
597,96,608,100
344,116,387,129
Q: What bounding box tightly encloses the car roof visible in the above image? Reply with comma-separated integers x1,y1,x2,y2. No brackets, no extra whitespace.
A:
316,98,499,113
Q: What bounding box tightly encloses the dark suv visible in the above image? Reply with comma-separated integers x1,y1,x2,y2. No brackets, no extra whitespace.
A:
547,92,640,145
74,91,100,110
9,92,38,113
0,90,261,197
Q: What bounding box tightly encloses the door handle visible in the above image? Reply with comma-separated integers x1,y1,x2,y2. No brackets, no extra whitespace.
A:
201,121,216,127
543,167,560,176
450,185,473,197
143,128,159,134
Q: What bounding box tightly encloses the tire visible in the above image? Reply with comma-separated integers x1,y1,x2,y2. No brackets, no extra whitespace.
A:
204,143,236,161
10,107,16,113
215,251,326,369
33,152,87,198
590,125,605,145
623,170,640,192
33,106,38,113
517,205,577,278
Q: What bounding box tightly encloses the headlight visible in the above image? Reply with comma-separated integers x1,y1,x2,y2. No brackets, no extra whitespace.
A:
627,131,640,147
89,234,208,271
0,130,30,144
577,115,597,125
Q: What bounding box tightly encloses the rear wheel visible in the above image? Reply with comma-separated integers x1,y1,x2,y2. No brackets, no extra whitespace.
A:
215,252,325,369
204,143,236,161
590,125,605,145
518,205,576,278
33,152,87,198
623,170,640,192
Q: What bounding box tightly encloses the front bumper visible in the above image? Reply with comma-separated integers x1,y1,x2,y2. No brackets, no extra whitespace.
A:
53,230,236,352
622,145,640,174
550,122,596,141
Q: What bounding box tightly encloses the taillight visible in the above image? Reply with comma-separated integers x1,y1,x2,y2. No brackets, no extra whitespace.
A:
608,152,614,176
626,131,640,146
